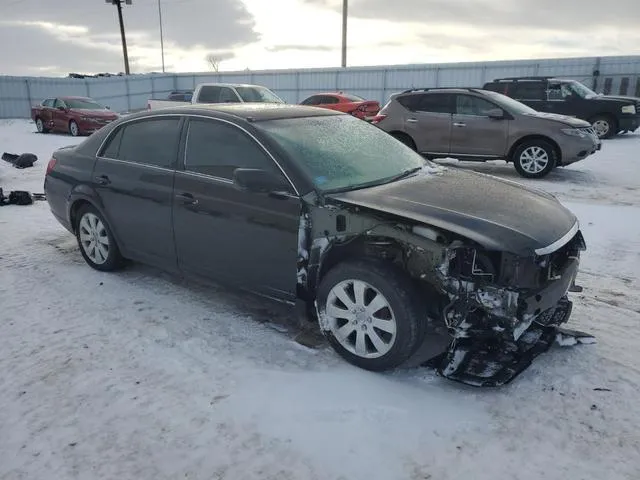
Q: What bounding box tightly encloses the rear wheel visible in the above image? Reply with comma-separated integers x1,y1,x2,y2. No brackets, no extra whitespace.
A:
75,204,124,271
590,115,617,139
35,117,48,133
391,132,417,150
69,120,80,137
316,260,426,371
512,140,556,179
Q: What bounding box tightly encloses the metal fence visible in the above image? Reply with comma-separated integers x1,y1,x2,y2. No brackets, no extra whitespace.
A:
1,55,639,119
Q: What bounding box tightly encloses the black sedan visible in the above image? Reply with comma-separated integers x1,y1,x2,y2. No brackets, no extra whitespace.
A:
44,103,587,386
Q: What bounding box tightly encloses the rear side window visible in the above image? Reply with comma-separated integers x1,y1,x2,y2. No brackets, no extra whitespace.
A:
102,118,181,168
301,96,322,105
197,86,221,103
184,119,282,180
219,87,239,103
398,93,453,114
512,82,546,101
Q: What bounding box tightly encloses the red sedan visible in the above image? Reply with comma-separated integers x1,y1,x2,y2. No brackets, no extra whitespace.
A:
300,92,380,120
31,96,119,136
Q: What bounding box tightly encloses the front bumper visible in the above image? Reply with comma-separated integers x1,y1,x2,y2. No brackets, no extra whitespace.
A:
618,115,640,132
561,136,601,166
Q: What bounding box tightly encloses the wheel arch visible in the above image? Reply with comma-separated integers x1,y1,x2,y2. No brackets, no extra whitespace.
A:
67,193,126,255
388,130,417,150
507,135,562,164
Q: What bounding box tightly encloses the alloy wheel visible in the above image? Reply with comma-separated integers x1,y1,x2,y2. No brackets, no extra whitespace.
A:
78,213,110,265
324,279,397,359
519,146,549,175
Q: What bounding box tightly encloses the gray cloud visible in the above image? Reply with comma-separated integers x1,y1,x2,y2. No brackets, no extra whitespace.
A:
266,44,336,52
0,0,259,75
306,0,640,31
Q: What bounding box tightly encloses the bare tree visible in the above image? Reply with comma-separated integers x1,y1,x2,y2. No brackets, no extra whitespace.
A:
206,54,221,72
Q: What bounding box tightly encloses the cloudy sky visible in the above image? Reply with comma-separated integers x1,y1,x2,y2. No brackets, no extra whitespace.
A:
1,0,639,76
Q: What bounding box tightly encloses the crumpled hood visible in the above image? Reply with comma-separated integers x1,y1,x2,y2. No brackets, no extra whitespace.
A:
327,168,578,256
524,111,591,127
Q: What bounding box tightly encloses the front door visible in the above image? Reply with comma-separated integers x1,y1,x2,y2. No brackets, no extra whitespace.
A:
400,93,453,155
450,94,509,157
92,116,182,270
172,117,300,299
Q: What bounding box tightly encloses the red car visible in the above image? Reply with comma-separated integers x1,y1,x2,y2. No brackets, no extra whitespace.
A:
31,96,119,136
300,92,380,120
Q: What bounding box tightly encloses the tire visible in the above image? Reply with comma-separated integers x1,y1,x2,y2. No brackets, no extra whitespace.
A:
316,259,426,371
75,204,124,272
391,132,417,150
589,115,617,139
512,140,556,179
35,117,49,134
69,120,80,137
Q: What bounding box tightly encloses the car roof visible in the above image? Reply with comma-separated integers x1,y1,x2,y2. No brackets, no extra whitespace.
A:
59,96,93,100
196,83,268,88
129,103,344,122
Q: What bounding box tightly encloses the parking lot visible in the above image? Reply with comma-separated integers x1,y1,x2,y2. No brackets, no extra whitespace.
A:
1,118,639,479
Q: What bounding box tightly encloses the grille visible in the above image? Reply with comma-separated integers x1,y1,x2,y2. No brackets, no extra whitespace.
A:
578,126,597,136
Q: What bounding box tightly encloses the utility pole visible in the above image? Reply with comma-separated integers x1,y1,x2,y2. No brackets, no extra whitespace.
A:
105,0,132,75
341,0,348,68
158,0,165,72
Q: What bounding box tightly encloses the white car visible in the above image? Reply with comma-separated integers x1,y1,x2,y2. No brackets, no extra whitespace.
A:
147,83,285,109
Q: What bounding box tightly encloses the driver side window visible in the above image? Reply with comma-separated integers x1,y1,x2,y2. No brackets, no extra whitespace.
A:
455,95,498,116
184,119,290,190
53,99,66,109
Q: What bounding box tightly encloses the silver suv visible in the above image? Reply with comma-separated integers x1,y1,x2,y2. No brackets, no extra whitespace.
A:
373,88,601,178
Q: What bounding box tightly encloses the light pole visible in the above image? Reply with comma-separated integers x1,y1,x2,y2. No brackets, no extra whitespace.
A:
158,0,165,72
341,0,348,68
105,0,132,75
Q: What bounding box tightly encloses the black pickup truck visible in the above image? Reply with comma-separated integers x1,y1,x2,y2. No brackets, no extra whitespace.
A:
483,76,640,139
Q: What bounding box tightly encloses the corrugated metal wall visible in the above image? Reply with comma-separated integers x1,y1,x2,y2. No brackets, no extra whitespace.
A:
1,55,639,118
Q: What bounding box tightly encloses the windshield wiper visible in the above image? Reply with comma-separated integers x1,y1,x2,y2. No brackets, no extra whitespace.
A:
324,167,423,194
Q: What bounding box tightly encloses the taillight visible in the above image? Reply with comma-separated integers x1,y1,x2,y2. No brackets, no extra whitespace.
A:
370,114,387,125
46,157,57,175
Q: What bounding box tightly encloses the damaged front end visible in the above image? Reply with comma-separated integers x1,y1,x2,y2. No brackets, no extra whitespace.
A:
426,228,592,386
301,196,593,387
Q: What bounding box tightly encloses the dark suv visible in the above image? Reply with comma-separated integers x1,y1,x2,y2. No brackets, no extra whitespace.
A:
483,77,640,139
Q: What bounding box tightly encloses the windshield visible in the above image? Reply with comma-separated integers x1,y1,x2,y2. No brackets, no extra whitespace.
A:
236,86,284,104
481,90,538,115
567,80,597,99
256,115,427,192
64,98,106,109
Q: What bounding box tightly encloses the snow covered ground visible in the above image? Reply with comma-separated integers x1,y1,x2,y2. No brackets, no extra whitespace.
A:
1,119,639,480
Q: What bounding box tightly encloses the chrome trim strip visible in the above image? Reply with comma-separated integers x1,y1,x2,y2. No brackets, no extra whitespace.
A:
175,169,233,185
535,220,580,256
95,155,174,173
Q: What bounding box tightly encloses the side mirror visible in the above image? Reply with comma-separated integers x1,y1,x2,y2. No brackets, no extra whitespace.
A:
486,108,505,119
232,168,291,195
105,105,111,110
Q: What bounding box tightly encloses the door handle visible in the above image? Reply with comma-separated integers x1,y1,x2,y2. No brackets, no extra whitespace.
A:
176,192,198,206
453,122,466,127
406,118,418,123
94,175,110,185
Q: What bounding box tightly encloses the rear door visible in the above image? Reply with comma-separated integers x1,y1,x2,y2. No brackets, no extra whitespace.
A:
40,98,55,128
172,117,301,298
511,81,548,111
53,98,69,131
93,116,182,269
398,93,453,154
450,94,509,157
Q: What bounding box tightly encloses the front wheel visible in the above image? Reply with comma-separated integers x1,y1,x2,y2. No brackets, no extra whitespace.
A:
316,260,426,371
69,120,80,137
512,140,556,179
75,204,124,271
590,115,617,139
